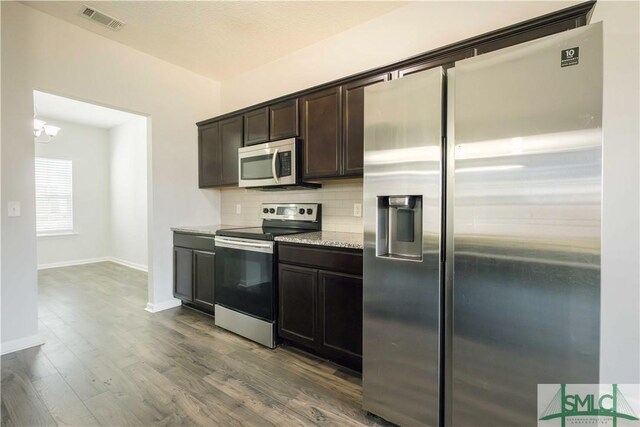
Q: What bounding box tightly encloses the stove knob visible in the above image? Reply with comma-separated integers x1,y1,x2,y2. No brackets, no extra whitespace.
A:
269,208,275,214
263,208,269,214
299,208,305,215
306,208,313,215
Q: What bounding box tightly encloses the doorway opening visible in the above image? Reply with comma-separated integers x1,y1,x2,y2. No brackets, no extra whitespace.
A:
33,90,150,303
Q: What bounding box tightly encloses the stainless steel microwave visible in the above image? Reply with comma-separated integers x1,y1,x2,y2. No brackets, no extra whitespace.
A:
238,139,319,190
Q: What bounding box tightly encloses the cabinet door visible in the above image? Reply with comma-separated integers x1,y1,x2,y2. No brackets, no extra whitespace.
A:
244,108,269,146
174,247,193,301
193,250,215,309
342,74,390,176
318,270,363,370
219,116,243,186
198,122,220,187
301,87,342,179
269,99,298,140
278,264,318,349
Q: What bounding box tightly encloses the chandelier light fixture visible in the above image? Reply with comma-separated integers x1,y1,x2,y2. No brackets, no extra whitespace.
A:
34,119,61,143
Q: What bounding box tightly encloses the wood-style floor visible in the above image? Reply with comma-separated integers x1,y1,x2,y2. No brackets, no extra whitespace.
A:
1,262,390,426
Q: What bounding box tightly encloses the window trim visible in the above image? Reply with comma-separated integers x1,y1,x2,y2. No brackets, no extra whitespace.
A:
37,232,79,239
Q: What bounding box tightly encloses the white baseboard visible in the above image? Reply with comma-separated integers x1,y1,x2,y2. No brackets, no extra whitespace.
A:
38,256,148,272
145,299,182,313
1,334,43,355
109,257,148,272
38,257,111,270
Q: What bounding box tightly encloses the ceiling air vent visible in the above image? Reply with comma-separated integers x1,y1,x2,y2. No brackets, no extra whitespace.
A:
79,5,125,31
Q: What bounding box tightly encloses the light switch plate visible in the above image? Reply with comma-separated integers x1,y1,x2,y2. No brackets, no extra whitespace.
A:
236,204,242,214
8,201,21,217
353,203,362,217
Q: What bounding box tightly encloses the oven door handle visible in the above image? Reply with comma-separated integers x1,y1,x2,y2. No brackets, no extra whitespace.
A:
271,148,280,184
215,237,274,253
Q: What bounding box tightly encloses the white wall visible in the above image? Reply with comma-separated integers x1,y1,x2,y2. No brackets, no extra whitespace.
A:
221,1,577,111
1,2,221,351
220,1,640,381
221,182,363,232
35,118,111,267
110,118,148,270
591,1,640,384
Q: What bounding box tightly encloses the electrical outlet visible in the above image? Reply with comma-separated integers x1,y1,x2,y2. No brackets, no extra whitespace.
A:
236,204,242,214
8,201,21,217
353,203,362,217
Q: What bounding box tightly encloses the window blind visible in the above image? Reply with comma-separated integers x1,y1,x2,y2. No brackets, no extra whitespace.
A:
35,157,73,234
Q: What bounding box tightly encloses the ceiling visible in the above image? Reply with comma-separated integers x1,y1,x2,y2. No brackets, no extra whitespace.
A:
23,1,409,80
34,90,144,128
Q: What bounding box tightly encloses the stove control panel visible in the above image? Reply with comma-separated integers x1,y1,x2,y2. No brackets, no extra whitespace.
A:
260,203,320,222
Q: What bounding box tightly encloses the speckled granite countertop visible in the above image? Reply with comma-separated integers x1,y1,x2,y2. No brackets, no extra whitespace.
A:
171,224,243,236
275,231,363,250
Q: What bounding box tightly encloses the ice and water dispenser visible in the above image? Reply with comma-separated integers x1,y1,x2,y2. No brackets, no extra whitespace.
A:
376,195,423,261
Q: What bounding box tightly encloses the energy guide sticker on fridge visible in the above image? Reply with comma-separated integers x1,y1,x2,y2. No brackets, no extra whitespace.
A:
561,47,579,67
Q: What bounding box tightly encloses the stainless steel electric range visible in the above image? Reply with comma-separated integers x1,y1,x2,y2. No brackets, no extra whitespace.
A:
214,203,321,348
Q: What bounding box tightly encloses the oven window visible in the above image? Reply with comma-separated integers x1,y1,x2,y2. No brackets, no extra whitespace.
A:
241,154,274,180
215,245,274,321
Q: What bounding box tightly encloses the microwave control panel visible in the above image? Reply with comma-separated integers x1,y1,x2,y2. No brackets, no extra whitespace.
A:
279,151,292,177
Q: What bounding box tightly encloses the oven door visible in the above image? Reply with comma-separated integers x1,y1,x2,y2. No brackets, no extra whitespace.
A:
238,139,296,188
214,236,275,322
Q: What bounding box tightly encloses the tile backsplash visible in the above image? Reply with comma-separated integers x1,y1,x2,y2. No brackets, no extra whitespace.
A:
220,182,363,233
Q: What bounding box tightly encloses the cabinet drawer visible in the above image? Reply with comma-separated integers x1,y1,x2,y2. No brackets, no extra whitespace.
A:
278,244,362,276
173,233,216,252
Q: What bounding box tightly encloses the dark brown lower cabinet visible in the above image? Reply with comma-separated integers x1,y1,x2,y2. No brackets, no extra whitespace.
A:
278,264,317,347
173,232,216,314
318,271,363,368
174,247,194,301
193,250,215,309
278,244,363,371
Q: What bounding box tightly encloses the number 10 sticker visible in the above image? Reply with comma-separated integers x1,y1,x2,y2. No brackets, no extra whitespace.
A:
561,47,580,67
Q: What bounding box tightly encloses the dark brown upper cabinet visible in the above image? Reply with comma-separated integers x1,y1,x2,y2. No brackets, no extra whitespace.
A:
475,19,581,55
219,116,243,186
244,107,269,146
395,49,475,78
301,87,342,179
342,74,390,176
199,116,243,188
269,99,299,141
197,3,592,186
198,122,220,187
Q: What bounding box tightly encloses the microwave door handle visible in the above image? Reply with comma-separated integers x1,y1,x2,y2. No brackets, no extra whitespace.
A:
271,148,280,184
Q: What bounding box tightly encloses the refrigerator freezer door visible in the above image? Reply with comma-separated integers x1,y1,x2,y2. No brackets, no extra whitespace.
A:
363,67,444,427
451,23,602,426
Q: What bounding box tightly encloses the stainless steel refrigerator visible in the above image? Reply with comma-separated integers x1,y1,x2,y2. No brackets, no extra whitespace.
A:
362,23,602,427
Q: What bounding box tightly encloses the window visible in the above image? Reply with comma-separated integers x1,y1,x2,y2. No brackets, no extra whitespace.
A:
35,157,73,235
